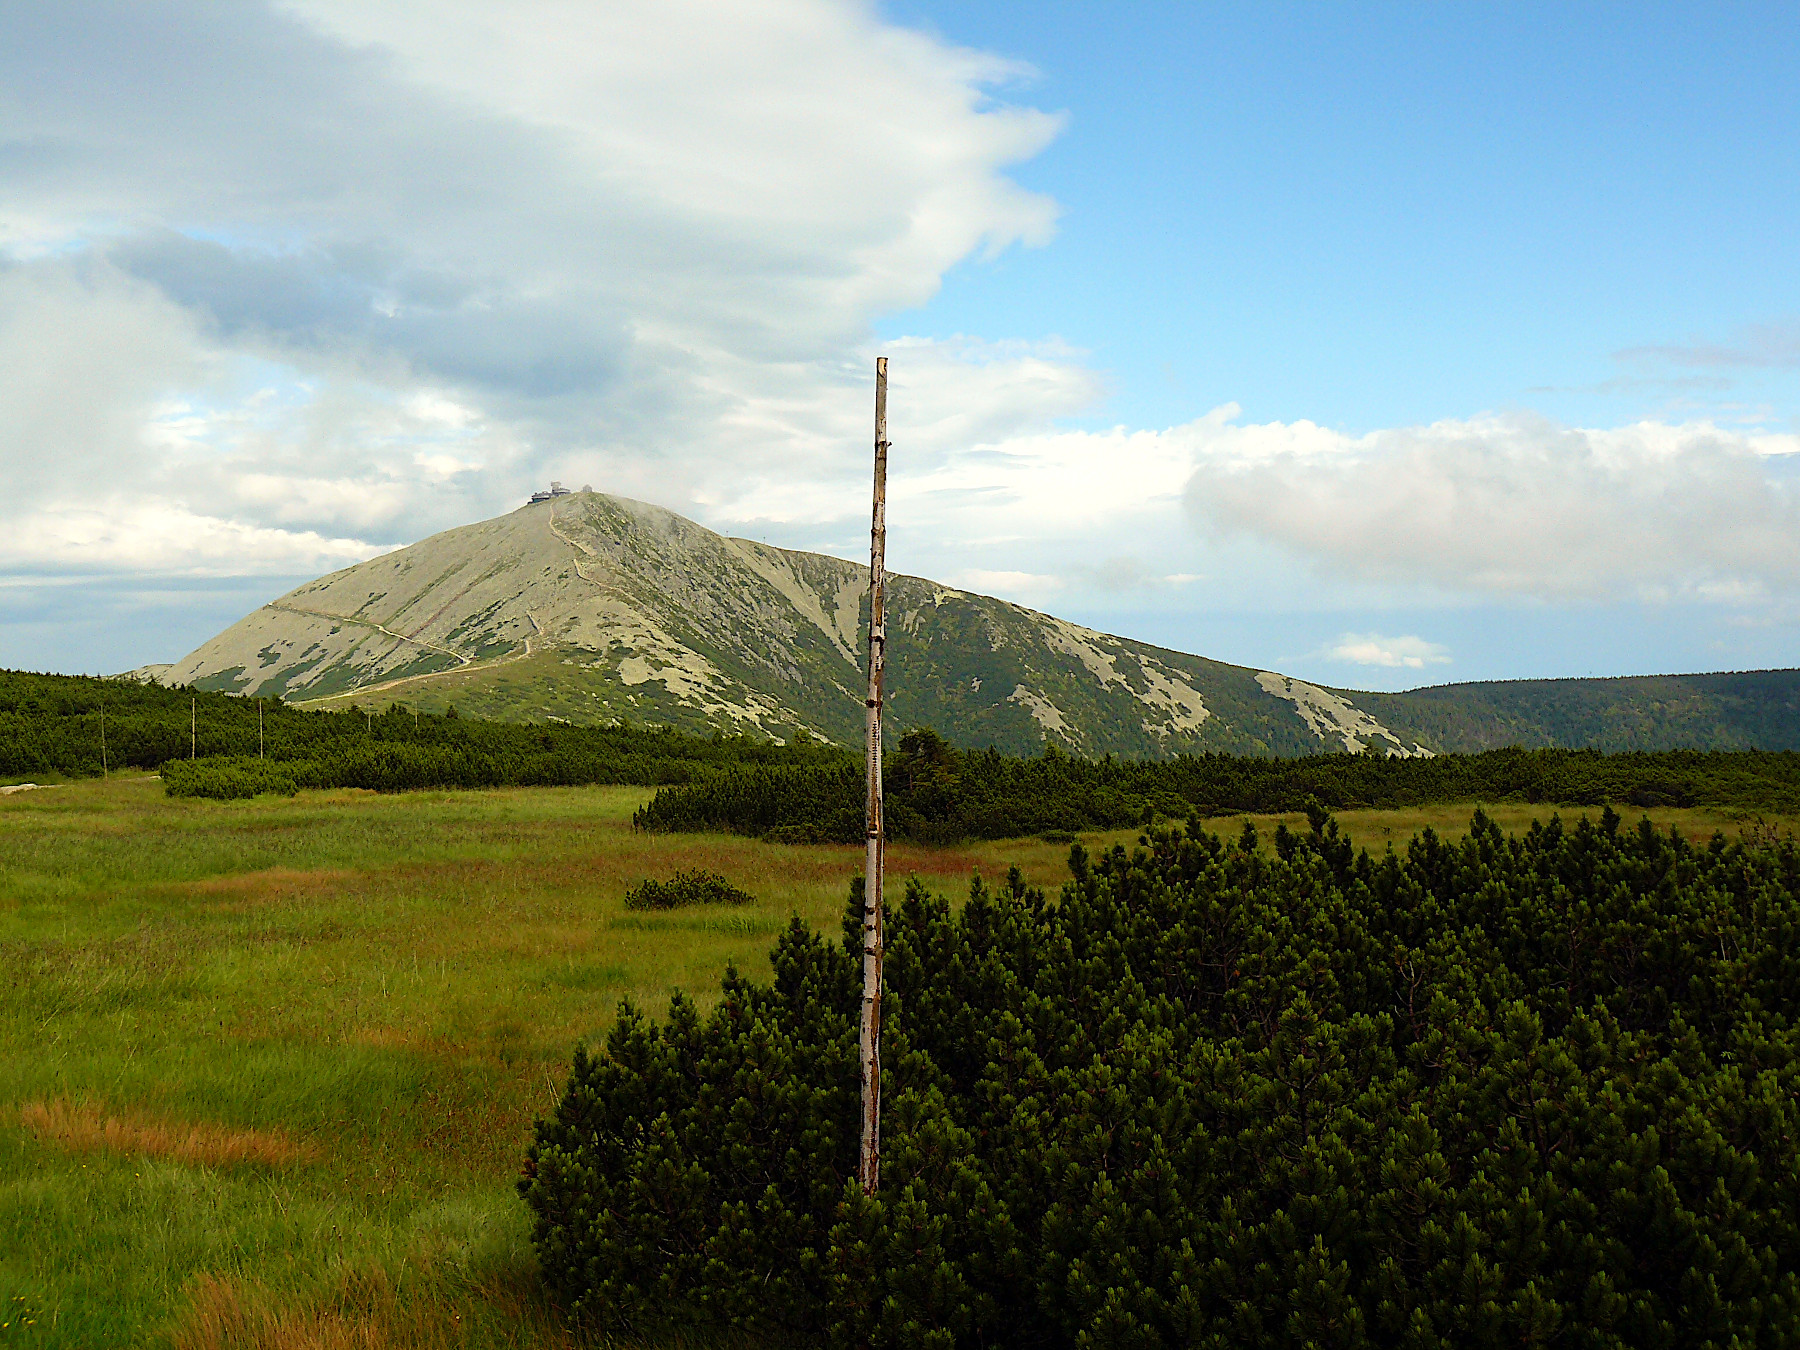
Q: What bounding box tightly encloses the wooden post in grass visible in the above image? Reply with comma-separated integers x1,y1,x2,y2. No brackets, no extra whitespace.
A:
191,697,196,760
859,357,889,1195
100,711,107,779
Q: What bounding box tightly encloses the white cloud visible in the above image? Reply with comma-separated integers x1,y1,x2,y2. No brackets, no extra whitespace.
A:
0,498,382,576
1182,407,1800,602
0,261,206,508
1324,633,1452,670
838,401,1800,618
952,568,1063,598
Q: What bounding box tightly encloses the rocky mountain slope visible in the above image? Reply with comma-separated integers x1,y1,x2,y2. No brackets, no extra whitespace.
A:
159,491,1800,756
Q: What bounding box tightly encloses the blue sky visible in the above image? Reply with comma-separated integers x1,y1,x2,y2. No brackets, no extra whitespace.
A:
885,2,1800,433
2,1,1796,689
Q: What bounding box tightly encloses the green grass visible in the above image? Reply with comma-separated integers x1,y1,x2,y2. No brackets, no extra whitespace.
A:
2,778,1795,1346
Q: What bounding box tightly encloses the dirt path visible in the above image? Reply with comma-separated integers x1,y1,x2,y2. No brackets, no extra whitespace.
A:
291,507,601,709
547,503,606,589
265,602,471,667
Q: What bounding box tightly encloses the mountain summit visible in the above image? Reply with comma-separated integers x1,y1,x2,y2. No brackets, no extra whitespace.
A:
161,492,1800,755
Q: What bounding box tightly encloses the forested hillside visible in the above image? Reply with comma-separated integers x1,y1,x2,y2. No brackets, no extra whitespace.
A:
1362,667,1800,752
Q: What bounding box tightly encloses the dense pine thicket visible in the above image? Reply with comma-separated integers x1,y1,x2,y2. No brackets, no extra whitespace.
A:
0,670,839,796
522,808,1800,1348
635,728,1800,842
12,670,1800,821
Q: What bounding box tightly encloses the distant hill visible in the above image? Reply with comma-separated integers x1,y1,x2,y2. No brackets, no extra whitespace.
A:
1358,670,1800,753
156,491,1800,756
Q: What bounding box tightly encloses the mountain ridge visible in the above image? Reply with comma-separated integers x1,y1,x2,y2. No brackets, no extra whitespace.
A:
157,491,1800,756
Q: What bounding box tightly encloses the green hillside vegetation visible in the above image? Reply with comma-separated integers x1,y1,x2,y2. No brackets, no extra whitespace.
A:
526,807,1800,1348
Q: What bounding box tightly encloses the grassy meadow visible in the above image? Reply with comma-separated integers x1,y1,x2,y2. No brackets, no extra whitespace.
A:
2,776,1795,1347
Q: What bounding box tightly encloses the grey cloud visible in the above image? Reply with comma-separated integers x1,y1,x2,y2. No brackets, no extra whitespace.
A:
110,233,402,339
1,1,1047,436
110,231,626,397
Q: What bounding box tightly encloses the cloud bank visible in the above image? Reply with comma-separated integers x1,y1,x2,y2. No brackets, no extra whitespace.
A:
1181,407,1800,603
0,0,1073,573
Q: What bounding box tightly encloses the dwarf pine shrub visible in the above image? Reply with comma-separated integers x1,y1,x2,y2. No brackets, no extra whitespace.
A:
160,757,298,799
622,869,755,910
522,808,1800,1348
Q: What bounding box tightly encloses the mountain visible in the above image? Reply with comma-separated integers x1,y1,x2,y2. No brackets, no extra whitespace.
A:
157,491,1800,756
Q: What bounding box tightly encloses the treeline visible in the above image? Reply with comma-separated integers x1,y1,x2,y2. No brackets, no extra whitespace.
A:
523,809,1800,1346
0,669,842,793
16,668,1800,820
636,728,1800,841
156,744,773,799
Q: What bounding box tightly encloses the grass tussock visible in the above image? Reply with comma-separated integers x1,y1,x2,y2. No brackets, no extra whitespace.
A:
20,1098,316,1169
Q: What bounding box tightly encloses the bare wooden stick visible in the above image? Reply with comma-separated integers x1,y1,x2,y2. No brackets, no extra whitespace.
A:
858,356,889,1195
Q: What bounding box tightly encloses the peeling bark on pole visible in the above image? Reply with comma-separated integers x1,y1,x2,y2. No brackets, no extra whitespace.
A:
859,356,888,1195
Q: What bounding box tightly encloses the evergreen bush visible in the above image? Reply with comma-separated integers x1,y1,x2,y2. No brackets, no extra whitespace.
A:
622,869,756,910
160,757,298,799
522,809,1800,1347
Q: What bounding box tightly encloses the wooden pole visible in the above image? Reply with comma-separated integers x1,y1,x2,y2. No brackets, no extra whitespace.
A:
260,701,265,760
858,356,889,1195
100,711,107,779
191,697,196,760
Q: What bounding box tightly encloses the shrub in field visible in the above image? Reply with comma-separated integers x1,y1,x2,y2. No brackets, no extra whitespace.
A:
522,809,1800,1348
622,869,755,910
161,757,298,800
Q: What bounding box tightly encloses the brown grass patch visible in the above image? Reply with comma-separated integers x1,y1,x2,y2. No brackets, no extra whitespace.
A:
173,1263,583,1350
178,867,359,912
177,1268,444,1350
353,1025,428,1051
20,1098,316,1169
